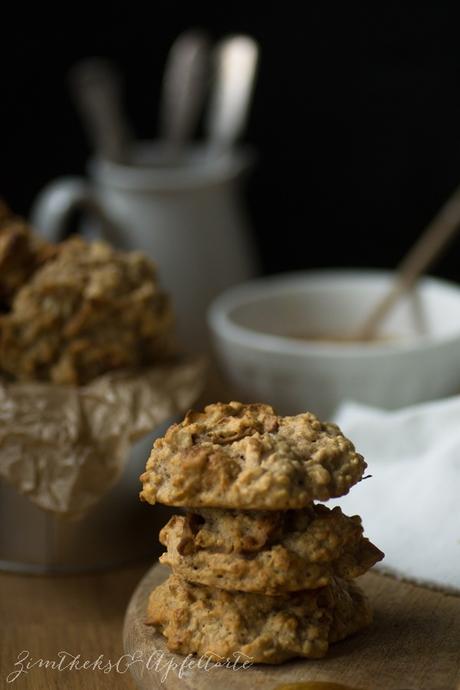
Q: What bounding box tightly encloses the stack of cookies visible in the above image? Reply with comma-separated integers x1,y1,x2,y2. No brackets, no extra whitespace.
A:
140,401,383,664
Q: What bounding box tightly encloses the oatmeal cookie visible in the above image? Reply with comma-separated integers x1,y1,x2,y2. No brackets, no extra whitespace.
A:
146,574,372,663
140,402,366,509
159,505,383,594
0,237,174,384
0,202,56,311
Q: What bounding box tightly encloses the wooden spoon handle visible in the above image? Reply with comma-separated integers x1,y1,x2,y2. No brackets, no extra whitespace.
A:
357,183,460,340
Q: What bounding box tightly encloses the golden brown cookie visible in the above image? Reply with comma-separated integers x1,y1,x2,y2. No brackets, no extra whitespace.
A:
159,504,383,594
0,237,174,384
146,574,372,664
140,402,366,509
0,202,56,311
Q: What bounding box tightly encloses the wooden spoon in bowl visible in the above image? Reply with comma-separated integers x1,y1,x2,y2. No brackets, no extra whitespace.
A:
355,183,460,341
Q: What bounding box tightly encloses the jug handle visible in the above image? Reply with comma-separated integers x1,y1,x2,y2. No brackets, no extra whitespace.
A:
30,177,107,243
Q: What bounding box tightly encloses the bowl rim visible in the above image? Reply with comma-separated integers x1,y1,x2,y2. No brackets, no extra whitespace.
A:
207,269,460,359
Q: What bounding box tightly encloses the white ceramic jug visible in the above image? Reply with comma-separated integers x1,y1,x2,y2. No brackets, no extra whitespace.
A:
31,143,258,352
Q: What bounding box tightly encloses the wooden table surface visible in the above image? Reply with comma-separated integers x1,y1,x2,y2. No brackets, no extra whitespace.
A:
0,561,150,689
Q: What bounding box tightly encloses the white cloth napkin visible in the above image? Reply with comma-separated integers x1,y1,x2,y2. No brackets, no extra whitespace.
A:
330,395,460,591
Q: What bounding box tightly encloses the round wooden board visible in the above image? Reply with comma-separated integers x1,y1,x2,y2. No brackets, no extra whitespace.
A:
123,562,460,690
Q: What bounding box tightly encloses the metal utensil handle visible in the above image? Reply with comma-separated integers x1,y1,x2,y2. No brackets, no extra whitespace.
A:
206,35,259,152
69,58,132,163
159,30,210,149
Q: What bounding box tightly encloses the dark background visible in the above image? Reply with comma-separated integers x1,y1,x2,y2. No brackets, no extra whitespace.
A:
2,4,460,279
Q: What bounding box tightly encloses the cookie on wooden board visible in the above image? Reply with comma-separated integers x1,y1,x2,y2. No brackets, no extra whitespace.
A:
146,574,372,664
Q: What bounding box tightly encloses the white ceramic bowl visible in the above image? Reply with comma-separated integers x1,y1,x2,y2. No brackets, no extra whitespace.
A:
208,270,460,418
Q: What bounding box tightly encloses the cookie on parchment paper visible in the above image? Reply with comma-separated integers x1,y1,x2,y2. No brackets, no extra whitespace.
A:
0,237,174,384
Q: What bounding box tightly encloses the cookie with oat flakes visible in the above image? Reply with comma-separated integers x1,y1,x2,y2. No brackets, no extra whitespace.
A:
0,202,56,311
140,401,366,510
159,504,383,594
146,573,372,664
0,237,174,384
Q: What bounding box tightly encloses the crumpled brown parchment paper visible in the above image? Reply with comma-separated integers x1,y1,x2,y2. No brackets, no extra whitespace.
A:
0,357,205,516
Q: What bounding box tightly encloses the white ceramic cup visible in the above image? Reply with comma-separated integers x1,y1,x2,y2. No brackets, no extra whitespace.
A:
208,270,460,418
30,143,258,352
